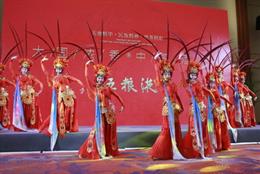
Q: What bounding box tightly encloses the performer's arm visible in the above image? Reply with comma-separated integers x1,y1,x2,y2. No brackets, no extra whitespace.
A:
85,60,95,100
66,75,85,94
153,57,162,86
110,89,125,112
225,81,235,92
8,58,16,80
32,76,44,96
220,95,233,106
175,91,184,112
41,57,52,87
203,87,216,102
4,78,15,87
242,84,257,99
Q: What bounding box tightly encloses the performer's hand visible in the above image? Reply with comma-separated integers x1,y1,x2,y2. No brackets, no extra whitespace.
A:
35,91,41,97
254,96,257,101
175,59,181,63
86,60,94,65
41,57,49,62
10,56,17,61
176,52,184,63
154,52,162,60
119,106,124,112
80,87,85,94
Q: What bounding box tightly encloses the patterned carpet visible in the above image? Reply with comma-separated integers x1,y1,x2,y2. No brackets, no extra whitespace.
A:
0,144,260,174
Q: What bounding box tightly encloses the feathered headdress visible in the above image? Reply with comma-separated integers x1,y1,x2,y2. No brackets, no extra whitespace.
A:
9,23,36,69
0,31,20,72
28,21,79,69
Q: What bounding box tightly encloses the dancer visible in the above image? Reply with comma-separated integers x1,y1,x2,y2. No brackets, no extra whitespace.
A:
68,22,138,159
134,22,185,160
0,40,20,129
238,71,257,127
29,21,85,150
205,71,232,152
176,33,229,158
9,24,43,131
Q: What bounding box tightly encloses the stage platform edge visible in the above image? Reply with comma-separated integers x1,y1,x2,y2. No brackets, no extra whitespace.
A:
0,125,260,152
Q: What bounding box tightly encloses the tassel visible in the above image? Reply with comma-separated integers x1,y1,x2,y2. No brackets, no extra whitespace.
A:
163,85,185,160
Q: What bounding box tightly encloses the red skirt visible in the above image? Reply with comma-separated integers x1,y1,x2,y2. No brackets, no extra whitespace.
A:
23,103,42,129
79,115,119,159
221,120,231,150
241,100,251,127
213,111,231,152
249,104,256,127
244,101,256,127
214,116,222,152
0,105,11,129
150,116,173,160
39,100,78,135
182,112,212,158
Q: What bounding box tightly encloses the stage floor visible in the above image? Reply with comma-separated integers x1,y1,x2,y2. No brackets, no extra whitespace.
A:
0,144,259,174
1,125,260,152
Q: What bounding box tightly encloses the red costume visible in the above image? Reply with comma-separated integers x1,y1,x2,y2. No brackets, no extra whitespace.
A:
177,35,229,158
0,64,15,129
9,59,43,129
9,25,43,130
238,71,257,127
133,26,185,160
215,66,236,128
40,58,84,135
181,61,213,158
206,72,231,151
72,23,135,159
79,63,124,159
0,40,19,129
230,68,245,128
29,22,84,150
149,59,184,160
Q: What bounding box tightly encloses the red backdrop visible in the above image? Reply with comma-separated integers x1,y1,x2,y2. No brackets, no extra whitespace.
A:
2,0,230,126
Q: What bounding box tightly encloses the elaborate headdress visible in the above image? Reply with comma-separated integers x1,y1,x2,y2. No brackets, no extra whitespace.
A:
239,71,246,78
9,23,38,69
205,72,216,83
198,35,231,83
159,60,173,73
187,61,200,74
93,64,110,77
53,57,68,68
19,58,33,68
0,36,20,72
170,24,229,79
28,21,78,70
133,21,176,74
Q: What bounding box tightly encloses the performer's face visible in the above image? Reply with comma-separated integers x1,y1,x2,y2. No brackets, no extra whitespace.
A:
21,67,29,75
209,81,216,88
96,74,105,85
162,70,172,83
55,67,63,75
240,77,245,84
217,72,224,82
189,73,198,83
234,76,239,82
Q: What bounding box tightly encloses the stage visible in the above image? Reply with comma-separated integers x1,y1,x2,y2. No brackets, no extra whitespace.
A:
0,125,260,174
0,144,259,174
1,125,260,152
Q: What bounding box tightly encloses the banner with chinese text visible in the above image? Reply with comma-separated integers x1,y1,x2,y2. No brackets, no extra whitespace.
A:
2,0,230,125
